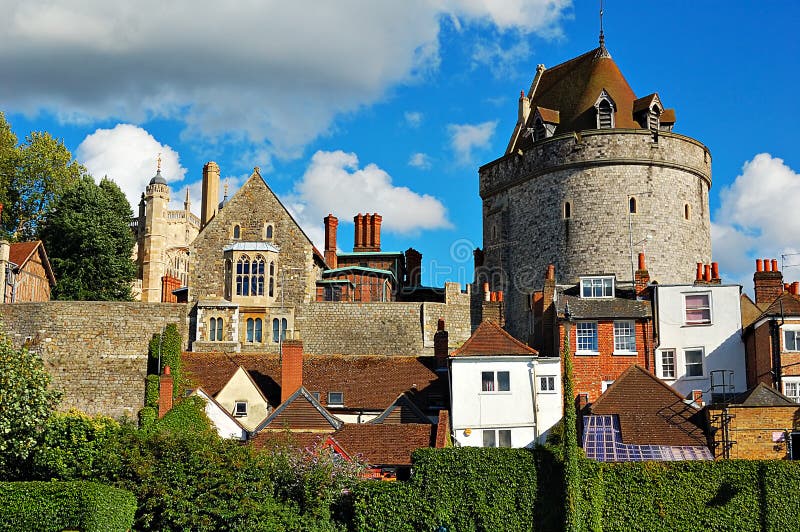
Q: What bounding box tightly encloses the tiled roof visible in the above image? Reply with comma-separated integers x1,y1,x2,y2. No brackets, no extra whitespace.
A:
535,106,560,124
557,291,652,320
728,382,798,407
740,293,762,328
256,387,343,432
756,292,800,319
527,46,640,136
183,352,446,412
331,423,435,466
660,108,676,124
451,320,538,357
589,365,707,447
632,93,660,114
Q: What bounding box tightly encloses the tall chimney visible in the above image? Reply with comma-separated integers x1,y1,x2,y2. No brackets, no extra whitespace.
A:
363,213,373,251
324,214,338,269
372,214,382,251
754,258,784,306
281,339,304,403
353,214,364,251
405,248,422,286
635,252,650,298
158,365,174,418
201,162,220,229
434,318,449,369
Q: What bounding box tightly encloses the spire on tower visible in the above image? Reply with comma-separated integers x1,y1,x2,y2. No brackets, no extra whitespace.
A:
184,186,191,211
157,152,162,171
599,0,604,46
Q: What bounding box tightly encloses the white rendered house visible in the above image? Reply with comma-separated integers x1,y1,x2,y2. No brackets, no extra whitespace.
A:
653,282,747,403
449,320,562,448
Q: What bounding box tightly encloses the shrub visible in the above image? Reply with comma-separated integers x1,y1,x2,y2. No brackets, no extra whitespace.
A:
138,407,157,430
0,481,136,532
145,374,160,407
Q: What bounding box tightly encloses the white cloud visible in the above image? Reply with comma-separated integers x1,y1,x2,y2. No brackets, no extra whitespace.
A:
76,124,187,211
471,38,531,78
0,1,570,157
404,111,424,128
712,153,800,289
287,150,451,247
408,152,432,170
447,120,498,163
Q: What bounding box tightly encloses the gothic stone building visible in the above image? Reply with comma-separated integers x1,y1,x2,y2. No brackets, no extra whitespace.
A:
478,41,712,341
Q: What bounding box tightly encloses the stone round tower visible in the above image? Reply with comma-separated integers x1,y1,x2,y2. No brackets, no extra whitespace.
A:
478,43,712,340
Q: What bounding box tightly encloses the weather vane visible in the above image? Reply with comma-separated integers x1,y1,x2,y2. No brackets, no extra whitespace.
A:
599,0,605,46
157,152,162,171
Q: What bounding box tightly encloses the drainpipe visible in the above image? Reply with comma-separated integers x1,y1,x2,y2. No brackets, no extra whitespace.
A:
529,360,540,443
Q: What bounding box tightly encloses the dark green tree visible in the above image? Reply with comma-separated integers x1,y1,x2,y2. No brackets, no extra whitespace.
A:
0,113,17,216
41,176,136,300
0,334,62,478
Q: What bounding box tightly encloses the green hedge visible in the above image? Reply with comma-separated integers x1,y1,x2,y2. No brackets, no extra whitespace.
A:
350,480,425,531
0,481,136,532
145,374,160,407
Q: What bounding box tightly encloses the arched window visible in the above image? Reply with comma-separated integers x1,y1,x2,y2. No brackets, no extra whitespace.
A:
266,225,273,239
233,225,241,239
252,255,265,296
564,201,571,219
254,318,262,342
629,197,637,214
246,318,254,342
281,318,288,342
272,318,280,343
269,262,275,297
237,254,251,296
684,204,690,220
598,99,613,128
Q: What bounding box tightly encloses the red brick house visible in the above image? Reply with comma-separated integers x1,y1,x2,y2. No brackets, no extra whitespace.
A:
533,260,655,402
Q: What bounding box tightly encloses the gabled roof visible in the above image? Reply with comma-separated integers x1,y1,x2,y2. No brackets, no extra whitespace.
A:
660,108,676,124
255,386,343,432
191,387,248,432
740,293,762,328
756,291,800,319
451,320,538,357
589,364,707,447
331,423,435,466
632,93,662,114
369,393,432,424
534,106,560,124
727,382,798,407
9,240,56,285
183,352,447,412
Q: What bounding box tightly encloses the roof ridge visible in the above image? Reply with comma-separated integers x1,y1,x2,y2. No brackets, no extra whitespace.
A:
592,364,690,408
452,320,538,356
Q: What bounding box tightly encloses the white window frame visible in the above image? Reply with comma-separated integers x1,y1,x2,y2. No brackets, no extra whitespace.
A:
580,276,615,299
783,327,800,352
575,321,599,354
601,380,615,393
783,378,800,403
684,292,712,325
327,391,344,407
659,349,676,379
538,375,556,393
233,401,248,417
481,371,510,393
683,347,705,379
613,320,637,354
482,429,512,448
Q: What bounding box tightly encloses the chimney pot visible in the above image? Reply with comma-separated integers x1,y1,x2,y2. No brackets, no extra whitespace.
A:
497,291,504,302
793,282,800,296
704,264,711,282
158,367,174,418
756,259,763,272
483,282,490,301
696,262,703,281
437,318,445,331
764,259,772,272
772,259,779,272
711,262,720,281
546,264,555,280
434,321,449,369
785,283,790,292
637,252,646,271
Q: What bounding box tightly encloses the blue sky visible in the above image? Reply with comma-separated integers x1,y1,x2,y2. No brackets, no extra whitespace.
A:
1,1,798,290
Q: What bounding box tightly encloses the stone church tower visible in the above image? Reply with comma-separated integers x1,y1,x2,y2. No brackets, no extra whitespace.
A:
478,39,712,340
134,161,200,302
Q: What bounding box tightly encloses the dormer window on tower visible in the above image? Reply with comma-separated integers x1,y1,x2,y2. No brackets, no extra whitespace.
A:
594,90,616,129
580,276,615,298
531,106,559,141
633,94,664,131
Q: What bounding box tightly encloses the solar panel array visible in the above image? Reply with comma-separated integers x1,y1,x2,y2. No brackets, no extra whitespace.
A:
582,415,713,462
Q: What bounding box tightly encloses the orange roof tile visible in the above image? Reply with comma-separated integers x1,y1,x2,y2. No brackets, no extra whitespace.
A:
660,108,676,123
332,423,434,466
452,320,538,357
535,106,560,124
8,240,55,284
183,352,447,412
756,291,800,318
589,365,707,447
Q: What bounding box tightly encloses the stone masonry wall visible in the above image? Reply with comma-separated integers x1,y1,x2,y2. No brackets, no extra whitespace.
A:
479,129,712,340
0,302,188,418
297,284,472,356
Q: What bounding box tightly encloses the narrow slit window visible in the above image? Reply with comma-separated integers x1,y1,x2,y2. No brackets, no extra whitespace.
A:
684,204,690,220
629,197,637,214
233,225,241,239
564,201,571,219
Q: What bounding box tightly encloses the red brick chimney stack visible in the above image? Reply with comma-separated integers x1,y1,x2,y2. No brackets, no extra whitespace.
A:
364,213,373,251
158,365,174,418
434,318,449,369
281,339,304,403
634,252,650,298
371,214,382,250
353,213,363,251
353,212,382,252
754,258,784,306
324,214,338,269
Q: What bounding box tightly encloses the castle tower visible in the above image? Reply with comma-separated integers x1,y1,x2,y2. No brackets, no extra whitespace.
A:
141,162,171,302
479,40,712,340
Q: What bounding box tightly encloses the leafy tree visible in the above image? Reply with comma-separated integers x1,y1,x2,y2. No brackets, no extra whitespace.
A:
0,113,17,214
0,334,61,478
6,130,86,240
42,176,136,300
